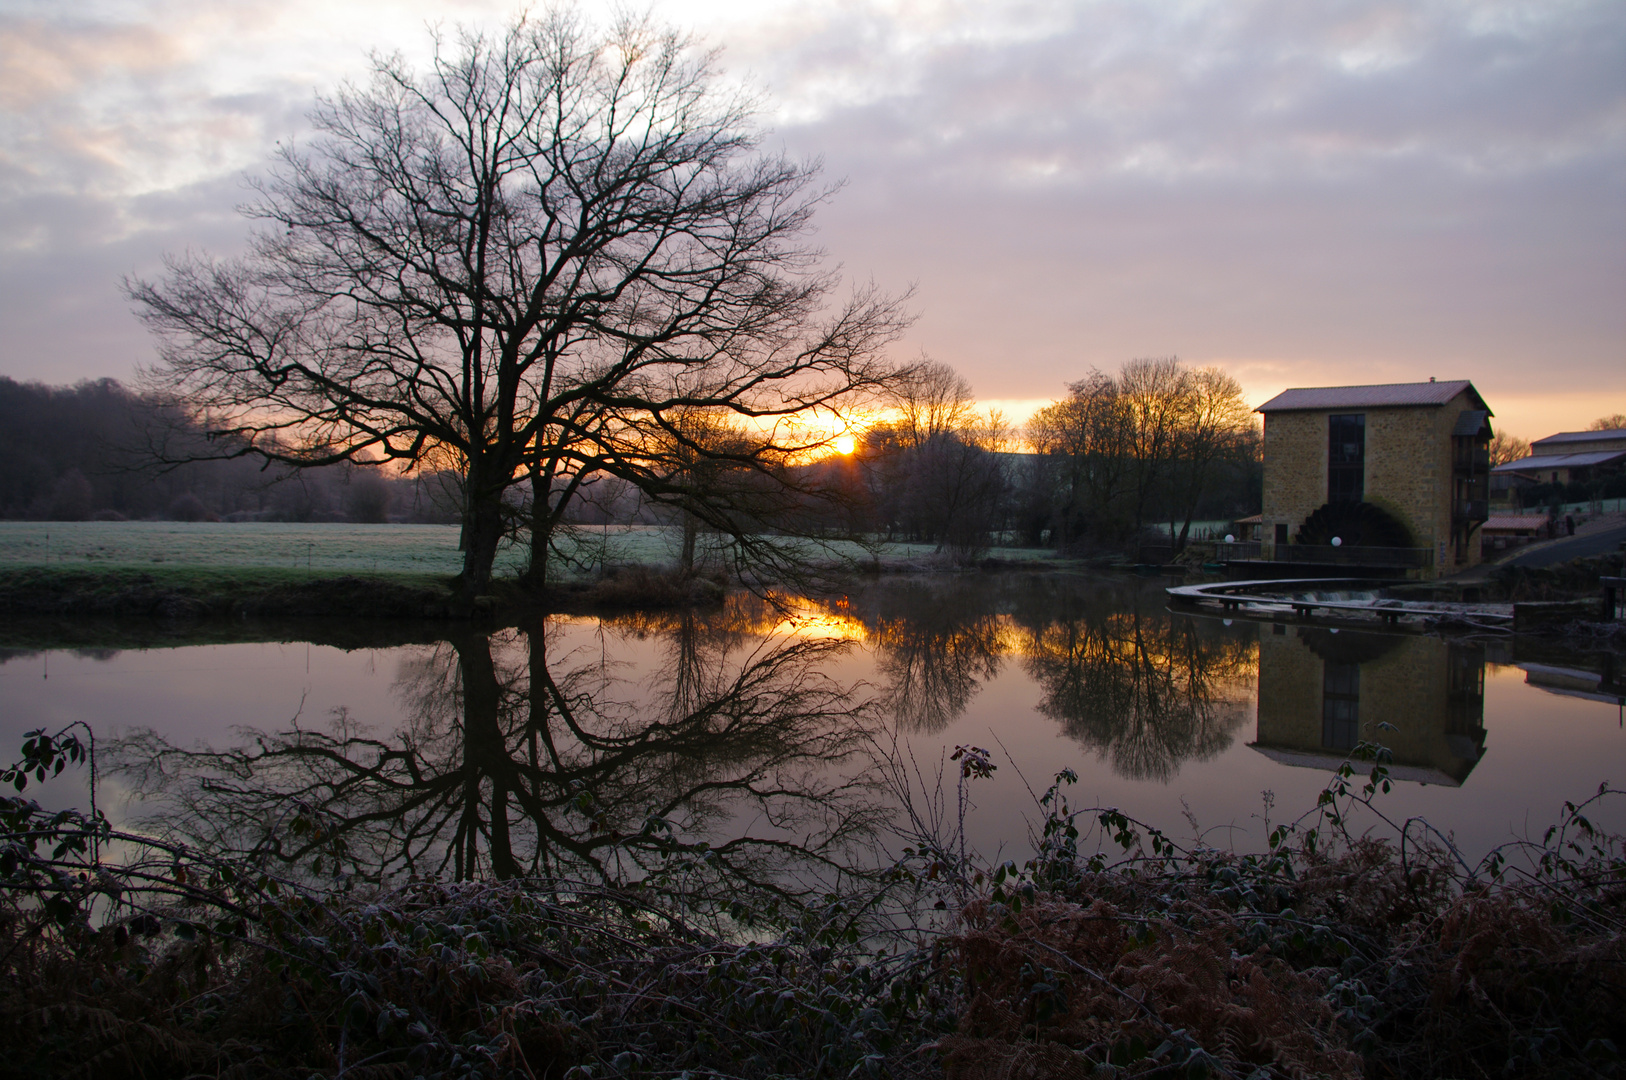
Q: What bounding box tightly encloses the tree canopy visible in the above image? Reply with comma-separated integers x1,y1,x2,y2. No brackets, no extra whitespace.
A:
130,10,905,595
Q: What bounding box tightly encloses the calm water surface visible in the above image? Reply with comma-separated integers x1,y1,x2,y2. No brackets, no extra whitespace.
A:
3,574,1621,878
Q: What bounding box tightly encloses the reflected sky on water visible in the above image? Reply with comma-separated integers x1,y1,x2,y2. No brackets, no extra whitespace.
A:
2,574,1622,872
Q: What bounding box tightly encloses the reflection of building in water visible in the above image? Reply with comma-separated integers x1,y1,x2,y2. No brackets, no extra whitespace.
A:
1518,662,1626,708
1253,627,1486,786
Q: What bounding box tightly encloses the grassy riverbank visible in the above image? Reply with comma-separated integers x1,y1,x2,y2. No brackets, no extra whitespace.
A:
0,565,464,620
0,520,1077,624
0,521,1065,579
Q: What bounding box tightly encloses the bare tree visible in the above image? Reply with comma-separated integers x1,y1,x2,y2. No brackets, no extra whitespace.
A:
1119,356,1189,537
882,356,977,450
1587,414,1626,431
1028,359,1256,553
1167,366,1256,550
855,359,1008,555
1027,370,1134,548
130,11,905,597
1488,430,1531,466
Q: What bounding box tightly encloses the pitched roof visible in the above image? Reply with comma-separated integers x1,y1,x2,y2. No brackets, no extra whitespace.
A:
1491,450,1626,473
1532,428,1626,446
1255,380,1487,413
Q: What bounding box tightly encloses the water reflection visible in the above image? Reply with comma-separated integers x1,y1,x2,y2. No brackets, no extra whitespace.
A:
1017,604,1255,782
28,573,1593,890
849,581,1007,732
111,601,883,891
837,577,1256,780
1253,626,1487,786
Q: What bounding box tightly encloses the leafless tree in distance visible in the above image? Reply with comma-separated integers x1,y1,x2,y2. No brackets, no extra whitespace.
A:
1488,430,1531,466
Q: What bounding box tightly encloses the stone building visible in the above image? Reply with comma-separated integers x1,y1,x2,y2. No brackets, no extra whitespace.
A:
1256,379,1492,576
1252,627,1486,786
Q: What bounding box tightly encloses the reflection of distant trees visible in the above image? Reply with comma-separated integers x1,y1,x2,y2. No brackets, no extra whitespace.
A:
605,593,772,723
874,611,1003,732
847,581,1006,732
110,614,881,900
834,577,1258,767
1020,608,1255,781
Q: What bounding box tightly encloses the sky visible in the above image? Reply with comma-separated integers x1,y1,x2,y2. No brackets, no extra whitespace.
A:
2,0,1623,440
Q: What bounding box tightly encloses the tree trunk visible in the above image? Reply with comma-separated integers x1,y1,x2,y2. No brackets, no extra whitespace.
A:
455,632,522,880
459,493,504,598
527,470,552,588
680,510,698,573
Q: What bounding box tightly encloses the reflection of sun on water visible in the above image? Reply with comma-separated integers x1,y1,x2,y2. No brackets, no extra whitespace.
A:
770,602,869,642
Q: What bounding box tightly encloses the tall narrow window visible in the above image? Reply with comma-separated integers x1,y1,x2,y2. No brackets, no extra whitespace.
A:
1328,414,1365,503
1322,661,1360,750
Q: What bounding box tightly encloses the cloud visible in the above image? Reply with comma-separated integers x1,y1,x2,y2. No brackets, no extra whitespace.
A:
0,0,1620,439
740,0,1626,430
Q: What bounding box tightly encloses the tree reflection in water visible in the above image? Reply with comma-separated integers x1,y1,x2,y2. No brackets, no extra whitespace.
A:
852,580,1007,732
107,577,1262,897
837,576,1256,781
111,599,884,903
1018,593,1255,782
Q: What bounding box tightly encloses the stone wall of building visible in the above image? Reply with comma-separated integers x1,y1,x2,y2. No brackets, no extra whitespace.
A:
1253,630,1485,786
1259,411,1326,557
1260,388,1485,574
1365,405,1448,561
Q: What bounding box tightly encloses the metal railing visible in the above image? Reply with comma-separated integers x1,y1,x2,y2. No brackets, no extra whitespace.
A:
1212,540,1435,568
1273,544,1434,568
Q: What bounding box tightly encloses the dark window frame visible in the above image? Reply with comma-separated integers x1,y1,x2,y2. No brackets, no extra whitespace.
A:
1322,660,1361,750
1328,413,1365,504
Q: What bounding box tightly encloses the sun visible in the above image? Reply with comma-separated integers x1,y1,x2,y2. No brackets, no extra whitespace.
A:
834,435,856,455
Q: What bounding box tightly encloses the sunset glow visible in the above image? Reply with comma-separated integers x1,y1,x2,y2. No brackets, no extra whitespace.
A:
835,435,856,455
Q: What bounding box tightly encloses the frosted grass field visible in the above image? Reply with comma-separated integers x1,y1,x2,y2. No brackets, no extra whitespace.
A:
0,521,657,577
0,521,1061,578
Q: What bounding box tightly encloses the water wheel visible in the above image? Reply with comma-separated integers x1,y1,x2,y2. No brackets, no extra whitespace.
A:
1294,501,1414,548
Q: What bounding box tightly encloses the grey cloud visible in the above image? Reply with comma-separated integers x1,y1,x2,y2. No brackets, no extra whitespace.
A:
746,0,1625,407
0,174,260,382
0,0,1620,435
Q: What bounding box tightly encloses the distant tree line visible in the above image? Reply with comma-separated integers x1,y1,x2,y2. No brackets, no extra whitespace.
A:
4,357,1263,567
807,357,1261,561
0,377,458,524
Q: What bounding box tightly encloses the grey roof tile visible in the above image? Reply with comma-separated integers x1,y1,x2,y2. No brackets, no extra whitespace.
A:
1491,450,1626,473
1532,428,1626,446
1256,380,1484,413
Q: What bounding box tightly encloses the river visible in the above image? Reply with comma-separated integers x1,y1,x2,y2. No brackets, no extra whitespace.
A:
3,572,1621,883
